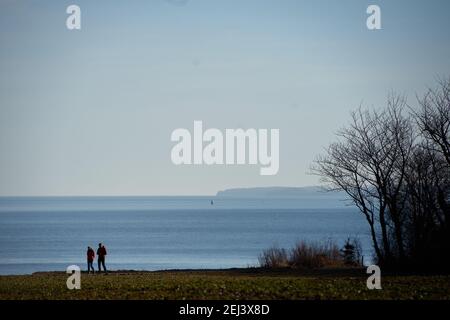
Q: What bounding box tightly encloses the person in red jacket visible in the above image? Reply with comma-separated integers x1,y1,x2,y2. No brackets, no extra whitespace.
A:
87,246,95,274
97,243,108,273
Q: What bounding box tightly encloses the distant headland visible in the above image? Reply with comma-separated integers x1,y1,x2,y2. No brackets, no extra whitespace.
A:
216,186,345,199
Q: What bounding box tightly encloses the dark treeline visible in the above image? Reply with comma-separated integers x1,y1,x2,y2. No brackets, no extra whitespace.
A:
313,78,450,272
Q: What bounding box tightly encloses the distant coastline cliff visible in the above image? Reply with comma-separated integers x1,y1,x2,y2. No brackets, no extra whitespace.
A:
216,186,345,199
215,186,349,209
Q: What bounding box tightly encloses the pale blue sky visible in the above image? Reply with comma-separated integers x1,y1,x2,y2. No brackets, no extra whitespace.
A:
1,0,450,195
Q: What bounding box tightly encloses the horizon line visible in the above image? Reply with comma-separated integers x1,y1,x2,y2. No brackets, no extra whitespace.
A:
0,185,325,198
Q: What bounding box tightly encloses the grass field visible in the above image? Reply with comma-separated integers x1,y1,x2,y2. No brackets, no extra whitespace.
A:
1,268,449,300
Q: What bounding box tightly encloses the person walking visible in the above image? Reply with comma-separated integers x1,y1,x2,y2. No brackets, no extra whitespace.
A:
97,243,108,273
87,246,95,274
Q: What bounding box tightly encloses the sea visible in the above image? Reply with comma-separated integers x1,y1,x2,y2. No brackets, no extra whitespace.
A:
0,196,372,275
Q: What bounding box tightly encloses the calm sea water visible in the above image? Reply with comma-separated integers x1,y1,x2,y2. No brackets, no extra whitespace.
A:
0,197,372,275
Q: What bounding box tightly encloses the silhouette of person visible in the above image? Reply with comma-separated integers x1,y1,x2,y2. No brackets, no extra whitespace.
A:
87,246,95,274
97,243,108,273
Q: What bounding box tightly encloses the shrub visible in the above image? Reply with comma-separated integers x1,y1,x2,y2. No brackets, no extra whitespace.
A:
290,240,342,269
341,238,363,266
258,247,289,268
259,239,363,269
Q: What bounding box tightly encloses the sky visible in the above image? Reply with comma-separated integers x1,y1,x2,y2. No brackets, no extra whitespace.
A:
0,0,450,196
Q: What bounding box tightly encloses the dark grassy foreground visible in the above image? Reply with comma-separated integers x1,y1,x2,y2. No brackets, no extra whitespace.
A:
0,268,449,300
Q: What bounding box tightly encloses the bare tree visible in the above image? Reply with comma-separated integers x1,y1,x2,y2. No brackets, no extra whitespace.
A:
312,94,414,266
403,141,450,268
415,77,450,166
313,79,450,270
